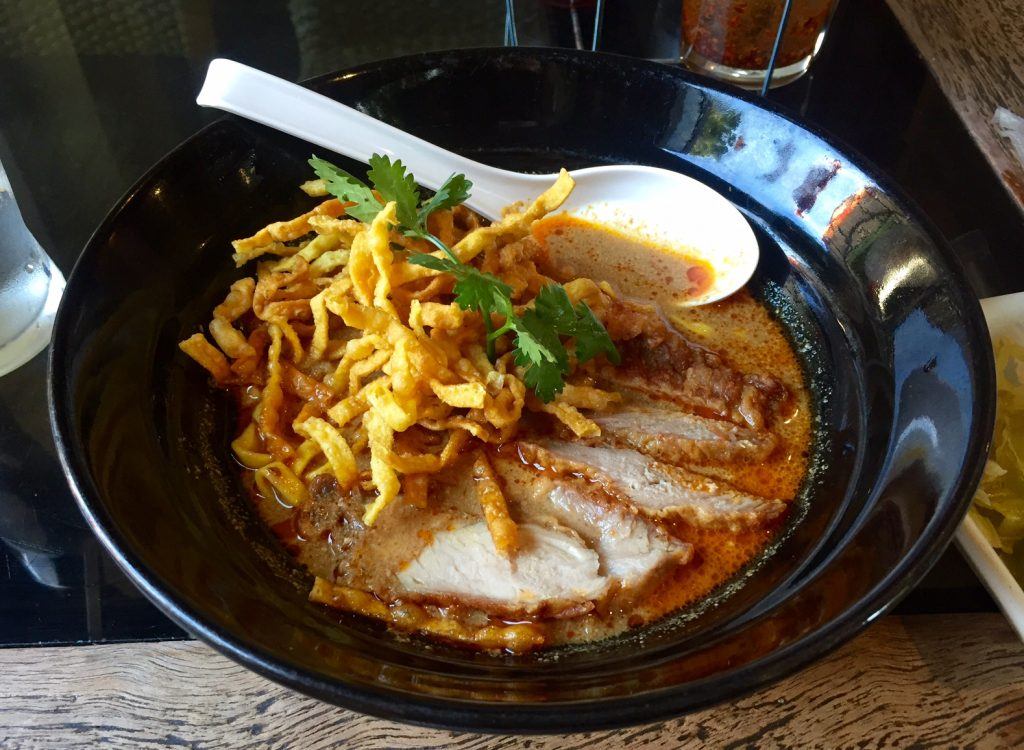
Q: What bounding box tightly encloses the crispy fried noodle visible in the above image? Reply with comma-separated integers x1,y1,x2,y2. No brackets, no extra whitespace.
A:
181,169,623,518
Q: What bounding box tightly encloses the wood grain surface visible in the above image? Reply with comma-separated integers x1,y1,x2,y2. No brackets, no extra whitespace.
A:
1,614,1023,748
886,0,1024,209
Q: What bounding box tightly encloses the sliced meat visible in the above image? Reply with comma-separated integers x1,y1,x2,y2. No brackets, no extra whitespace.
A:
493,458,693,607
585,292,787,430
347,455,693,619
520,441,786,531
396,520,606,618
593,406,777,465
331,448,698,620
606,336,785,431
298,475,365,539
337,499,455,592
546,483,691,601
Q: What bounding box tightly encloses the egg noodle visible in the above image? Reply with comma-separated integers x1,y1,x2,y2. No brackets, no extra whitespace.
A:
179,169,622,530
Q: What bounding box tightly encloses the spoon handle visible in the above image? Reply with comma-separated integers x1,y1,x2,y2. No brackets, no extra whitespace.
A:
197,59,541,218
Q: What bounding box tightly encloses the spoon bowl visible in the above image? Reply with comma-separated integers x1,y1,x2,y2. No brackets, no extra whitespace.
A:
197,58,758,305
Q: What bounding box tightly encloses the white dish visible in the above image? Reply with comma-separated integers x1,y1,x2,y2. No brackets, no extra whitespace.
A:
955,290,1024,641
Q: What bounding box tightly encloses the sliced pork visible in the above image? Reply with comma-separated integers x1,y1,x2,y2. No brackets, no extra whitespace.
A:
606,336,785,431
340,454,695,619
493,458,693,606
545,483,691,601
593,406,777,465
520,441,786,530
396,520,606,618
585,292,788,430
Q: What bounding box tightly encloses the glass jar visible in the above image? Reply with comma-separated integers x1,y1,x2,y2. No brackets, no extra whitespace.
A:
681,0,839,89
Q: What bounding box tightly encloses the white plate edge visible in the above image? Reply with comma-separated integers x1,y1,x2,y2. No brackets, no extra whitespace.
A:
956,515,1024,641
956,290,1024,640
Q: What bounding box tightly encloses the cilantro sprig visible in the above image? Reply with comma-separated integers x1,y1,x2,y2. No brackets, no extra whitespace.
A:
308,154,619,402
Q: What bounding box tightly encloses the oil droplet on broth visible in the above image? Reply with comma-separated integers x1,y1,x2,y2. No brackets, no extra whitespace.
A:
532,214,714,306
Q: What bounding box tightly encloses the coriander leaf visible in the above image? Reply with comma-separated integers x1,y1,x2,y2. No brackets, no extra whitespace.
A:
452,275,493,312
532,284,578,336
452,269,512,314
514,308,570,402
367,154,420,229
409,251,511,321
487,289,516,327
407,253,460,274
530,283,619,366
571,301,621,364
308,156,381,223
482,272,514,308
416,231,461,264
516,308,568,369
418,173,473,224
521,359,566,403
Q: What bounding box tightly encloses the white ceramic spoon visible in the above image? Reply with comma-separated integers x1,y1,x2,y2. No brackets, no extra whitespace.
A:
197,58,758,306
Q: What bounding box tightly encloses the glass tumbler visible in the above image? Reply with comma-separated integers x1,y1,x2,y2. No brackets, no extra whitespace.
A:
681,0,839,89
0,159,64,377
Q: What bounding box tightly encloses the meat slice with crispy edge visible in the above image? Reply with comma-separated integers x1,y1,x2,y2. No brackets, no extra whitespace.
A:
604,337,786,431
584,291,788,431
542,481,692,606
492,456,693,608
519,441,786,531
396,519,607,618
341,466,610,619
592,405,777,466
344,454,695,620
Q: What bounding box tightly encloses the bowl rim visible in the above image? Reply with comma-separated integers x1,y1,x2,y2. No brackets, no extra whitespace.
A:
48,46,996,733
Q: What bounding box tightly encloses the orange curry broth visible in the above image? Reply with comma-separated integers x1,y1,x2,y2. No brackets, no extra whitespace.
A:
532,214,715,305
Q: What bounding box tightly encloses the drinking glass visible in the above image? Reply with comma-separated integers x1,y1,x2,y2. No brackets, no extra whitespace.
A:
0,159,64,378
681,0,839,89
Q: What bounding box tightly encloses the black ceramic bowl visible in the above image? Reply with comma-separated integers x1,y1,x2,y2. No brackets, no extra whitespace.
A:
49,49,994,732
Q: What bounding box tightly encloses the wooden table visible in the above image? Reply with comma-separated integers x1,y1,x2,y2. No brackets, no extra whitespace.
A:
5,1,1024,748
887,0,1024,210
1,614,1022,747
